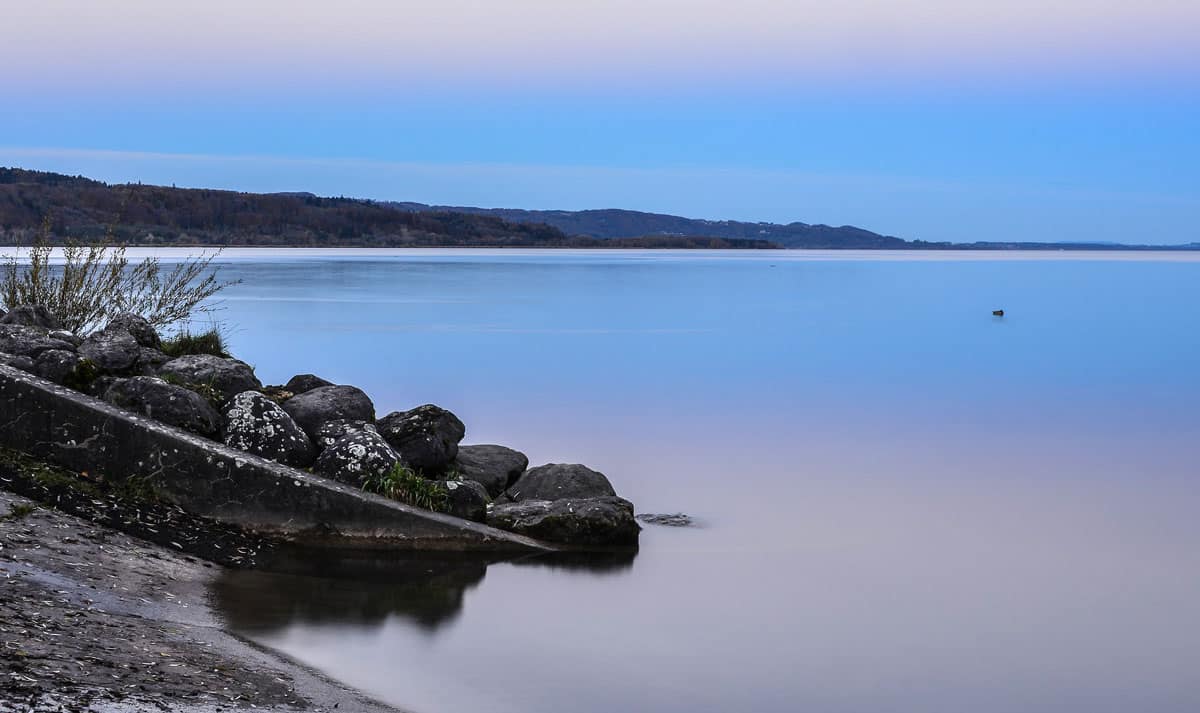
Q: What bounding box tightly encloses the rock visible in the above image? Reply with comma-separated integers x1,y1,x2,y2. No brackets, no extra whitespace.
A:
440,479,488,522
284,373,333,394
313,419,378,451
135,347,171,374
0,324,76,358
31,349,85,386
48,329,82,347
506,463,616,503
106,313,162,349
103,376,222,437
158,354,262,404
0,305,62,329
452,444,528,498
312,428,399,487
636,513,696,527
78,328,141,372
281,385,376,440
0,351,36,372
376,405,466,474
87,375,126,398
222,391,316,467
488,497,640,546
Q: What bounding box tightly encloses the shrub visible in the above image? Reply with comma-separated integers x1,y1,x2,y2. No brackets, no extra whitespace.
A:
1,222,238,334
161,326,230,358
362,463,449,512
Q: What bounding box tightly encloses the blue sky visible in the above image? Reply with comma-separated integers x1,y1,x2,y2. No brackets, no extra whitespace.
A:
1,1,1197,244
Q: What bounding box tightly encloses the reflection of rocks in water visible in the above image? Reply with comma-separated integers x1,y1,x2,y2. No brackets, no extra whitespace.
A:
211,550,495,634
509,549,638,575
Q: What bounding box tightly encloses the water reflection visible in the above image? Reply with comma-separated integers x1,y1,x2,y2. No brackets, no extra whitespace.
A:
211,548,638,634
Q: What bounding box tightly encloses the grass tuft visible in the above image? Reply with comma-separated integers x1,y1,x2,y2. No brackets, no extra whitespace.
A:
161,326,230,358
362,463,449,512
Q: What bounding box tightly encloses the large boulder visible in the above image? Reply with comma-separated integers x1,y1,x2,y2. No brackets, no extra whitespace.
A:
452,445,528,498
222,391,316,467
488,497,640,547
312,428,399,487
284,373,333,395
158,354,262,404
376,405,465,474
282,385,376,440
440,479,488,522
31,349,89,386
0,324,76,358
134,347,171,374
103,376,221,438
106,313,161,349
313,419,378,451
506,463,616,503
0,305,61,329
78,328,141,372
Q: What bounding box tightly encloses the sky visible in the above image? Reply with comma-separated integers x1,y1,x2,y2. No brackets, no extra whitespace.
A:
1,0,1197,244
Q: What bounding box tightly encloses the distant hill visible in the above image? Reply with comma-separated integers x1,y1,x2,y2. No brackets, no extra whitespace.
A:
0,168,776,249
388,203,906,249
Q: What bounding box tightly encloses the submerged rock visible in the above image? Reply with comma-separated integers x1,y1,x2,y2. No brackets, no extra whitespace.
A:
282,385,376,440
452,444,528,498
440,479,489,522
0,305,62,329
103,376,221,437
488,497,640,546
376,404,466,474
158,354,262,404
78,328,141,372
636,513,696,527
222,391,316,467
506,463,616,503
312,428,399,487
284,373,333,395
313,419,378,451
106,313,162,349
0,324,77,358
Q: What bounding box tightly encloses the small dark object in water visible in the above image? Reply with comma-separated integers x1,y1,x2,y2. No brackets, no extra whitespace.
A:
992,309,1005,316
636,513,695,527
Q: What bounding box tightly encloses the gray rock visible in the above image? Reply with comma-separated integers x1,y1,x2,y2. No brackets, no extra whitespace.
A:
158,354,262,404
281,385,376,440
636,513,696,527
135,347,171,374
103,376,222,437
106,313,162,349
0,351,36,373
284,373,333,394
78,328,141,372
0,325,76,358
313,419,378,451
506,463,616,503
222,391,316,467
452,444,528,498
440,479,488,522
376,404,466,474
488,497,640,546
32,349,85,385
0,305,62,329
87,375,126,398
48,330,82,347
312,428,399,487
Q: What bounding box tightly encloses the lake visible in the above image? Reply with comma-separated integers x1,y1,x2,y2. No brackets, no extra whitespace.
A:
192,249,1200,713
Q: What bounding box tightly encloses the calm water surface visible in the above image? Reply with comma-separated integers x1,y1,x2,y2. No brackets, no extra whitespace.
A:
187,249,1199,713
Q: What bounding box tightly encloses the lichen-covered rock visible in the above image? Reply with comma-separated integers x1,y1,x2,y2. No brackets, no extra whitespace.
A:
78,328,141,372
452,444,529,498
0,325,76,358
0,305,62,329
284,373,333,394
48,329,82,347
439,479,488,522
488,497,640,546
281,385,375,440
313,419,378,451
134,347,171,374
31,349,86,386
103,376,221,438
158,354,262,404
506,463,616,503
376,404,466,474
312,429,399,486
0,351,36,372
222,390,316,467
105,313,161,349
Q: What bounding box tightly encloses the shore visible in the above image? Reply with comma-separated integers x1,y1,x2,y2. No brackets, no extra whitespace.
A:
0,486,403,713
